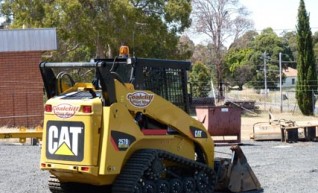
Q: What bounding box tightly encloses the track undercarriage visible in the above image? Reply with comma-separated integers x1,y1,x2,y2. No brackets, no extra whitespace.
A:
113,149,216,193
49,149,217,193
48,146,261,193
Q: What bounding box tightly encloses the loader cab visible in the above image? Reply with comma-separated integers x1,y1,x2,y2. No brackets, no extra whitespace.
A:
93,57,191,113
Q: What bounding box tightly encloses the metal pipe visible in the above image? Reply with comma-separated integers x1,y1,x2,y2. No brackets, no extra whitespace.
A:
41,62,97,68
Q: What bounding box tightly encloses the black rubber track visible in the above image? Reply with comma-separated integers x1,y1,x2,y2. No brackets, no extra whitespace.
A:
48,175,63,193
112,149,216,193
48,175,112,193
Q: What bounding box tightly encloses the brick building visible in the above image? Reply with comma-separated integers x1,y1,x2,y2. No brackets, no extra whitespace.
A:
0,28,57,127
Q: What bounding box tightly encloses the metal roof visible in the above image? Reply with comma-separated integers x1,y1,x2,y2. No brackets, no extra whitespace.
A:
283,67,298,77
0,28,57,52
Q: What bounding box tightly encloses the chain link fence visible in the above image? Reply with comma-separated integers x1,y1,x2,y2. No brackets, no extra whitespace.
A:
224,88,318,114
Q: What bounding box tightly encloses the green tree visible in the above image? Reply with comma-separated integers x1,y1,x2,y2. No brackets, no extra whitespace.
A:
189,62,211,97
229,30,258,50
0,0,192,60
224,31,258,89
281,31,297,66
223,29,290,90
245,28,291,90
251,28,284,61
296,0,317,115
250,64,280,90
313,31,318,63
224,48,254,90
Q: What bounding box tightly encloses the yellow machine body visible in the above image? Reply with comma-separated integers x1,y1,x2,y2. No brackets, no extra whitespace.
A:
40,81,214,185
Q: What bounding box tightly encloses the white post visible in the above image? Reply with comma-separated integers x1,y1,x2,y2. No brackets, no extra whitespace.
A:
264,51,267,94
211,80,216,100
263,51,267,110
279,52,282,113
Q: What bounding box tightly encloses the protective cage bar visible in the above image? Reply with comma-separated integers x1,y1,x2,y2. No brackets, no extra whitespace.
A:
39,58,191,112
40,59,130,68
132,58,191,113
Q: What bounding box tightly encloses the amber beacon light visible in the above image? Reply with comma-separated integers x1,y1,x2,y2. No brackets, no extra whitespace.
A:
119,45,129,58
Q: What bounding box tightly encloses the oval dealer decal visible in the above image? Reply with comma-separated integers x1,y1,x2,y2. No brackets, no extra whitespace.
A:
127,91,154,108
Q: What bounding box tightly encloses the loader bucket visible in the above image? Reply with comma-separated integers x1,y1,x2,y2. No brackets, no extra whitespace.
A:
215,145,261,192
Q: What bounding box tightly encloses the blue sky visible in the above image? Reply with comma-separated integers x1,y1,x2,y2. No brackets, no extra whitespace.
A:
187,0,318,45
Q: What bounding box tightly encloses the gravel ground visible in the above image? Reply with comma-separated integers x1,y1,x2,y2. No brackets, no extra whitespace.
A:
0,142,50,193
1,140,318,193
215,141,318,193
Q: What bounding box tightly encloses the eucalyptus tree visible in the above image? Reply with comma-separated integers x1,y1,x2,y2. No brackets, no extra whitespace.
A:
191,0,253,99
248,28,291,90
0,0,192,60
224,28,293,90
224,30,257,89
175,35,195,60
281,31,297,65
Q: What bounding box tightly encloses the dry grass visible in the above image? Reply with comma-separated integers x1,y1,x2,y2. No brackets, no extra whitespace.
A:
241,111,318,140
225,88,318,140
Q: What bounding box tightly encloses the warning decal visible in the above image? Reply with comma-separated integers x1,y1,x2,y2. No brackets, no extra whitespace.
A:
46,121,84,161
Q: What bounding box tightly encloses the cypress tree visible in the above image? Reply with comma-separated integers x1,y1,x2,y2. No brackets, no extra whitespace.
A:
296,0,317,115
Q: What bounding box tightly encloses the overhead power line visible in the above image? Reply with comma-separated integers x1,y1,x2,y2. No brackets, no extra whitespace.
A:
253,26,318,31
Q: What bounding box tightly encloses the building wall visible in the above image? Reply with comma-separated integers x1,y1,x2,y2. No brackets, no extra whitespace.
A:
283,76,297,88
0,51,43,126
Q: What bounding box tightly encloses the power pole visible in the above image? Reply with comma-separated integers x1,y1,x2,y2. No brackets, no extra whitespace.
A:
279,52,283,113
263,51,267,95
263,51,268,110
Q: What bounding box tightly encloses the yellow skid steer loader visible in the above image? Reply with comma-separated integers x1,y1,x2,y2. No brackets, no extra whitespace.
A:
1,47,261,193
